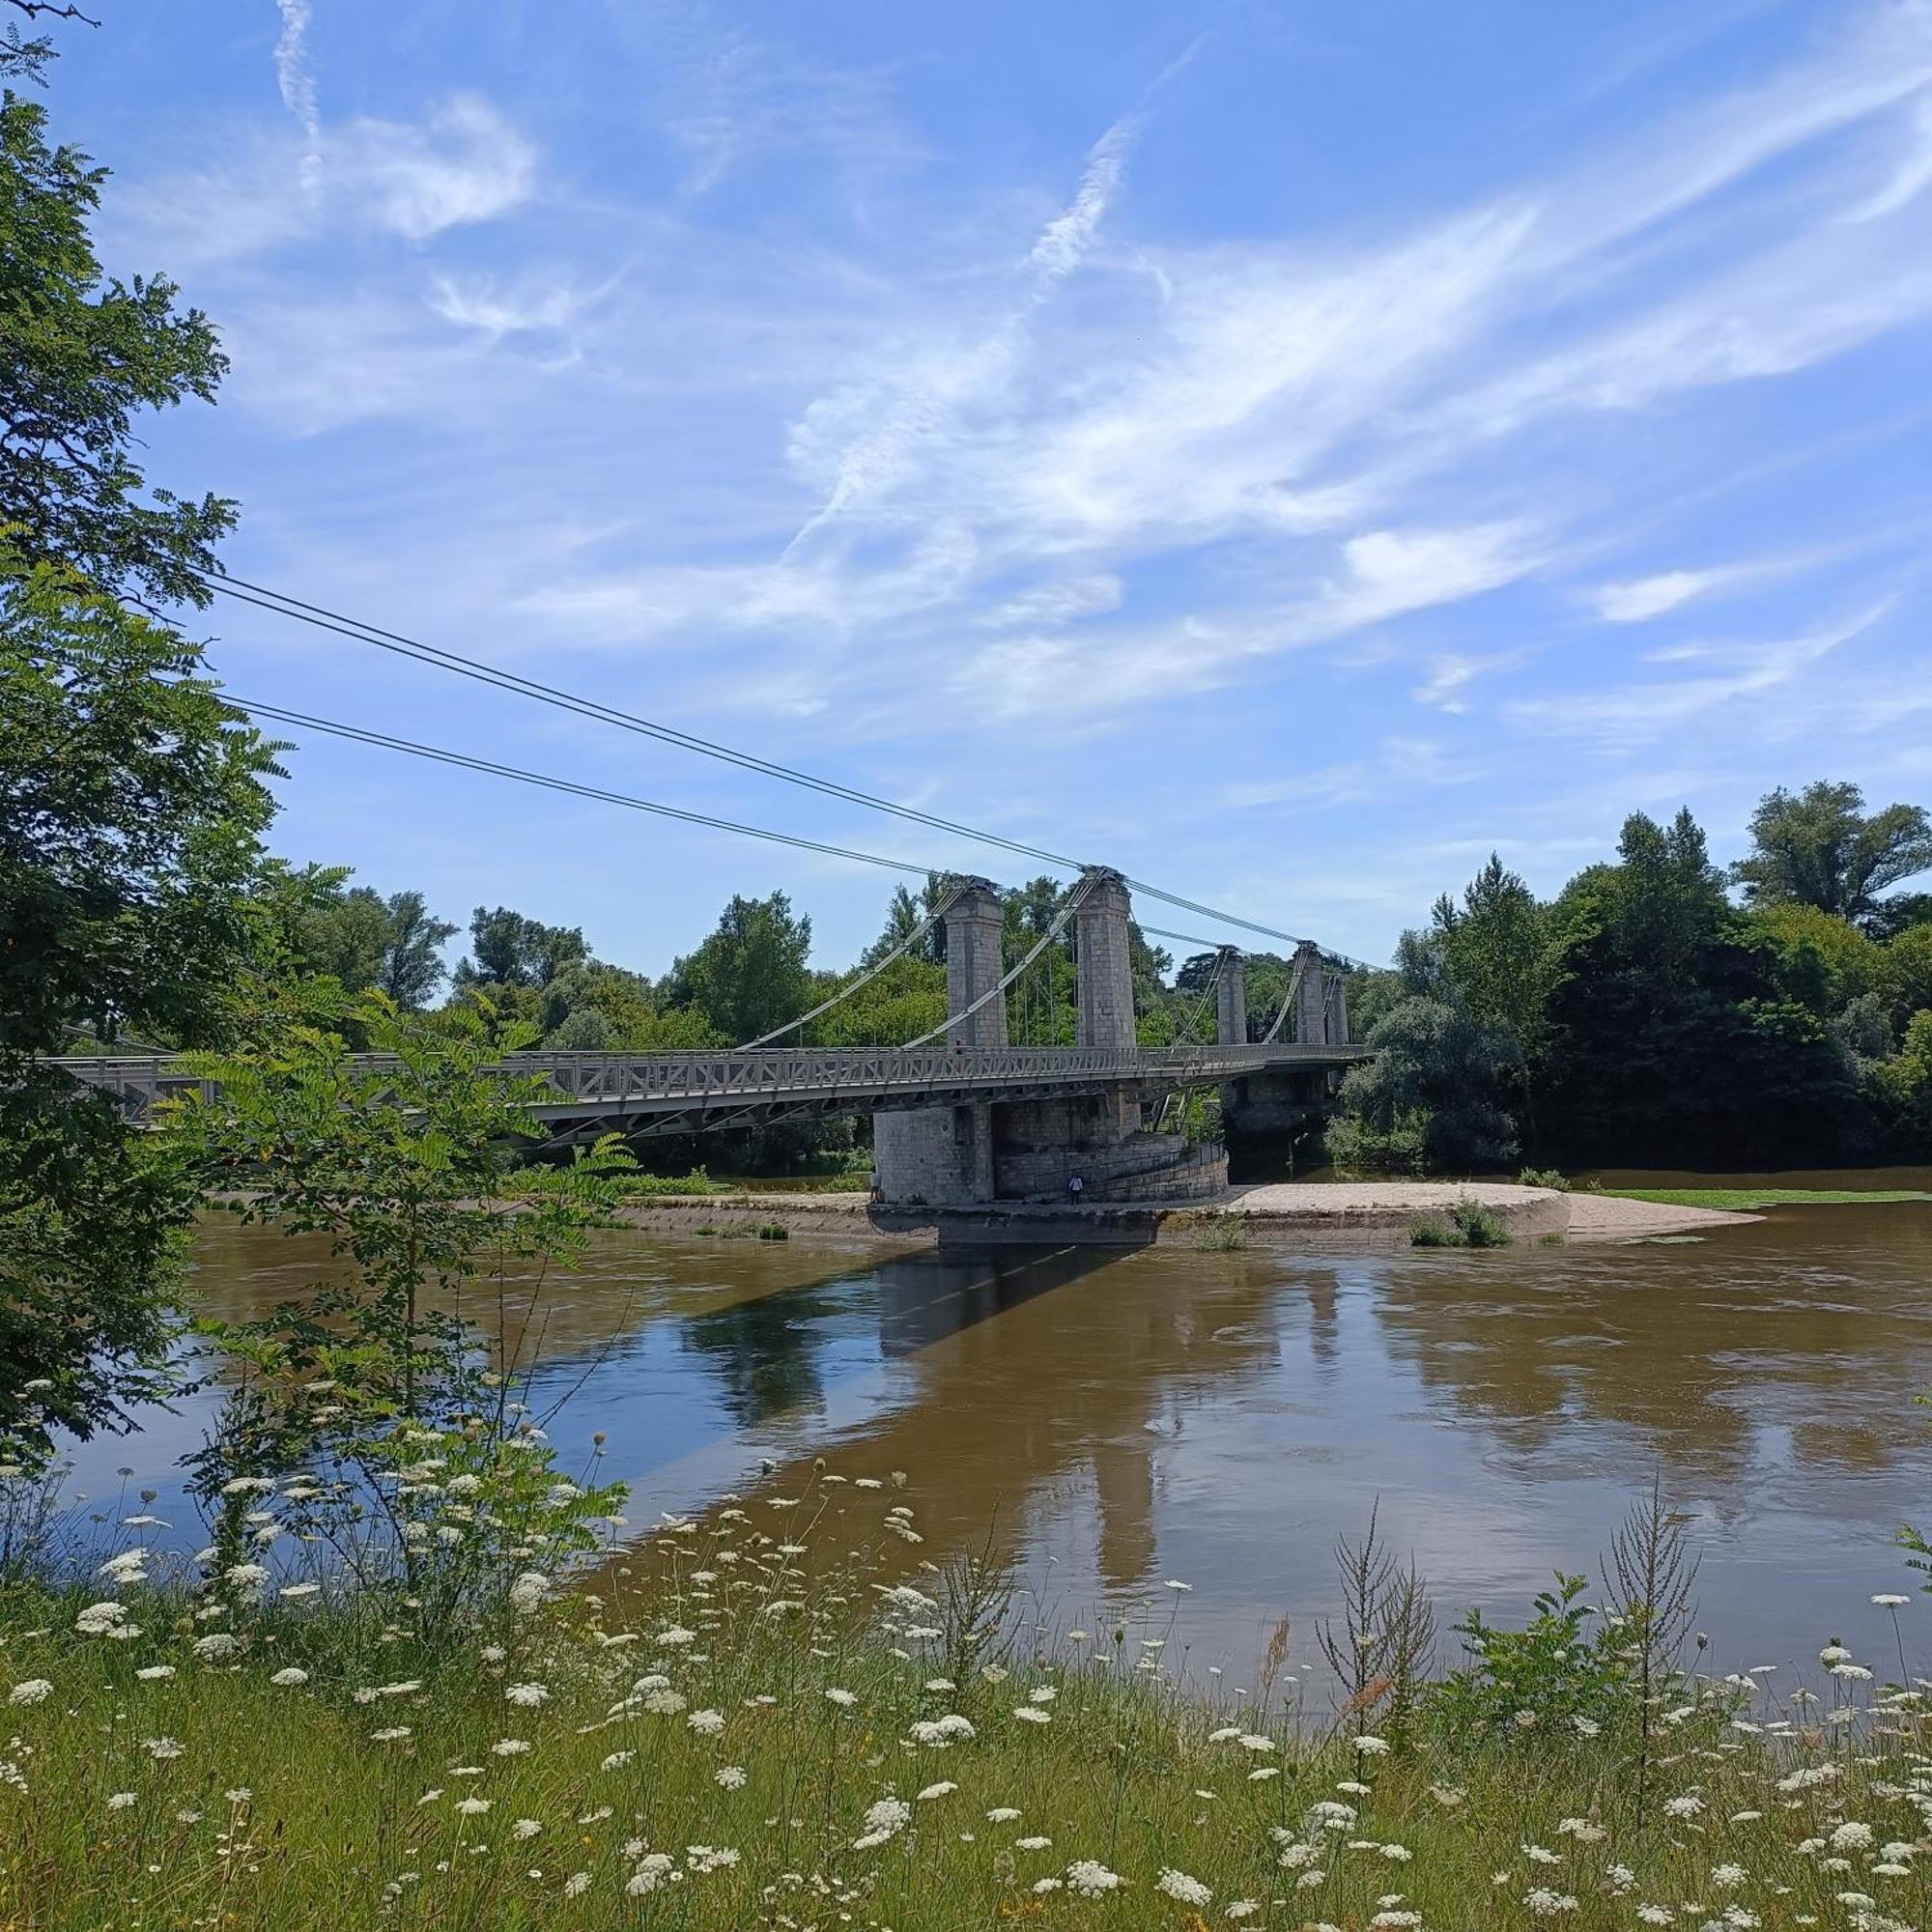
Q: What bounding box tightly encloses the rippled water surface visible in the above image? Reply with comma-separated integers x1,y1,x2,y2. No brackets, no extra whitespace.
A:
71,1189,1932,1675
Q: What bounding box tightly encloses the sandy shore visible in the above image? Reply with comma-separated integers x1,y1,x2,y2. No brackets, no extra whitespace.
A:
611,1181,1754,1247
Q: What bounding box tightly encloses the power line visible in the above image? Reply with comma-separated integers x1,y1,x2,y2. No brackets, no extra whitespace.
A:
197,569,1324,951
225,696,934,877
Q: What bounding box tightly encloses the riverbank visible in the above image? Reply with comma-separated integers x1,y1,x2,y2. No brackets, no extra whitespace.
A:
611,1179,1753,1247
4,1461,1926,1932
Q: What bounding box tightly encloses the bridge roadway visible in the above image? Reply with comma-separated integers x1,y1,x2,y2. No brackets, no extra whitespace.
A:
50,1041,1370,1139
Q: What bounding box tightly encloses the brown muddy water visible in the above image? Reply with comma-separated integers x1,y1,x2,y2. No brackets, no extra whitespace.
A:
65,1183,1932,1682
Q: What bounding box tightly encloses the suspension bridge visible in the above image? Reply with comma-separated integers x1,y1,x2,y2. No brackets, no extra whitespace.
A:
53,869,1367,1208
43,573,1376,1209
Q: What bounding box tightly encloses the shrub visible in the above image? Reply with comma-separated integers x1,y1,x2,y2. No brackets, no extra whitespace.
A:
1451,1198,1511,1247
622,1167,725,1198
1516,1165,1571,1191
1429,1572,1634,1743
1191,1217,1248,1251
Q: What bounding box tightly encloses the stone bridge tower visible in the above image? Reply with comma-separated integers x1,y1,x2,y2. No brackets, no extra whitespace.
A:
870,879,1007,1204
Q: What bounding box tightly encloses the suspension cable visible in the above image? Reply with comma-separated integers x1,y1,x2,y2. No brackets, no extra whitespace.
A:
220,697,935,876
738,886,962,1048
197,569,1340,951
1258,954,1307,1045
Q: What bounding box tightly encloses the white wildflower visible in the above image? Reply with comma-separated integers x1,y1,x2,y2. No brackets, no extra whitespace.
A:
1066,1860,1124,1897
1157,1868,1211,1906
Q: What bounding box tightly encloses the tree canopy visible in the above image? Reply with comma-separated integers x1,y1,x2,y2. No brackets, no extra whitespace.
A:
667,892,813,1045
1732,781,1932,932
0,42,233,604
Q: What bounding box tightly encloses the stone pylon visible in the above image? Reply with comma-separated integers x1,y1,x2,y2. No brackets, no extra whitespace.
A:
1075,868,1137,1050
1293,939,1327,1044
1214,946,1247,1045
943,878,1008,1048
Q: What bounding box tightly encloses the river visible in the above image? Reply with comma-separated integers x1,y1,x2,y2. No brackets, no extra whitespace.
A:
59,1177,1932,1686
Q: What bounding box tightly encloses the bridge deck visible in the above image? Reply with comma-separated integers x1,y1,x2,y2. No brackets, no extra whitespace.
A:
49,1042,1369,1135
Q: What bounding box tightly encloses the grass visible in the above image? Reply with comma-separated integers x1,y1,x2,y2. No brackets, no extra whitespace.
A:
617,1169,731,1199
1410,1198,1513,1248
1191,1215,1251,1251
1603,1186,1932,1210
6,1468,1930,1931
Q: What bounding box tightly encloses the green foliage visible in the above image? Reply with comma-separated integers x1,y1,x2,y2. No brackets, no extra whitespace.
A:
1332,998,1520,1173
668,891,812,1044
1434,855,1560,1067
455,904,588,990
813,951,948,1047
1732,780,1932,931
1746,900,1879,1011
0,51,233,605
619,1168,727,1198
0,557,282,1454
1190,1216,1249,1251
1429,1574,1631,1743
0,556,280,1060
1517,1166,1570,1191
1331,1101,1431,1175
1539,810,1865,1163
1409,1200,1510,1248
1870,1009,1932,1147
164,995,636,1633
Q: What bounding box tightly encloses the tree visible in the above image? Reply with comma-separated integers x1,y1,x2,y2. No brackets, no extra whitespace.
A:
1434,854,1561,1143
0,37,233,605
1732,781,1932,932
668,892,812,1044
1328,995,1520,1173
455,904,588,989
1,556,278,1454
859,877,952,969
1541,810,1864,1162
1745,902,1877,1014
167,996,635,1634
378,889,457,1008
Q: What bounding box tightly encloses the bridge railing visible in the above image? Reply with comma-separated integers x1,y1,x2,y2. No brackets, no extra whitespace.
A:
43,1041,1370,1124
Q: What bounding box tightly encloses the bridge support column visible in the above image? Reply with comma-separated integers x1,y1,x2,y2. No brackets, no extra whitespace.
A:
1215,946,1248,1128
943,879,1008,1047
1294,939,1327,1044
1074,867,1140,1142
874,879,1007,1207
1214,947,1247,1046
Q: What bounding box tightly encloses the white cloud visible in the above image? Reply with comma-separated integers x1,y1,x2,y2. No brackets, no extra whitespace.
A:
1844,91,1932,219
1593,567,1744,622
1325,525,1543,631
429,271,599,340
335,96,536,242
1410,648,1531,713
985,577,1122,628
272,0,322,191
111,94,537,268
1507,603,1893,745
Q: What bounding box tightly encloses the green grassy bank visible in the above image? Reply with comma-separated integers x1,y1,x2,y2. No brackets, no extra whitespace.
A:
1604,1187,1932,1210
2,1470,1928,1931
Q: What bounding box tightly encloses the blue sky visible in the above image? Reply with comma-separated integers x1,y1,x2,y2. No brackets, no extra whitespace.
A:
49,0,1932,974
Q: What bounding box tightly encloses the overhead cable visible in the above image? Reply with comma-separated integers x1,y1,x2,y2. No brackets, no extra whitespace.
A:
222,696,934,877
198,570,1325,950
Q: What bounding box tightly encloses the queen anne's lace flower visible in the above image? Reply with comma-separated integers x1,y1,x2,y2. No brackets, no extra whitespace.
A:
1066,1860,1124,1897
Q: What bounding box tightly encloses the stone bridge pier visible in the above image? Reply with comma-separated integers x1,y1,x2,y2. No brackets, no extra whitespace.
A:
873,869,1219,1208
1221,938,1353,1139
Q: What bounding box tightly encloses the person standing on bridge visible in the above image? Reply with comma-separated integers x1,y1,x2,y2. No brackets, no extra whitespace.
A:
1067,1172,1085,1206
